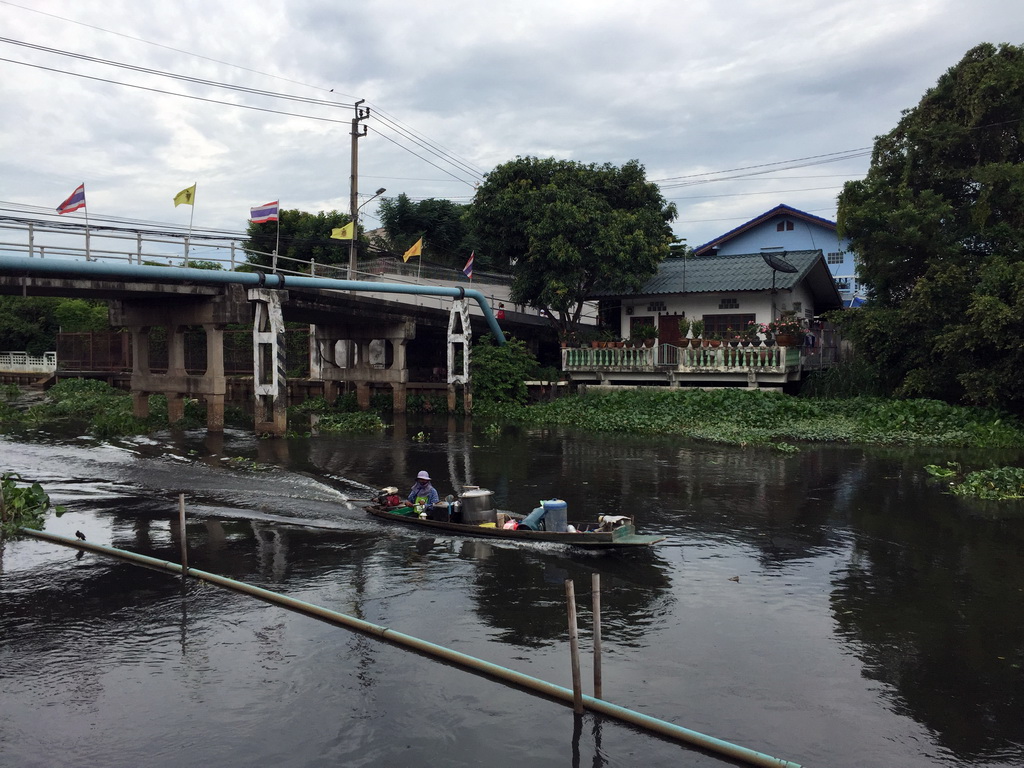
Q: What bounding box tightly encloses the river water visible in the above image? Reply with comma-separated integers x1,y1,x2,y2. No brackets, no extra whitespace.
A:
1,416,1023,768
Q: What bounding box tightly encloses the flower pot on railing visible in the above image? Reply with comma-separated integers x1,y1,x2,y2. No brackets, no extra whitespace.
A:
774,334,798,347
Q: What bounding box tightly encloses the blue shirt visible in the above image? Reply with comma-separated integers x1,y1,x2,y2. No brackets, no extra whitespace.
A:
408,481,439,506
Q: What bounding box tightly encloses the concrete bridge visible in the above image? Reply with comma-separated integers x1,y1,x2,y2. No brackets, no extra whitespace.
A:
0,252,555,435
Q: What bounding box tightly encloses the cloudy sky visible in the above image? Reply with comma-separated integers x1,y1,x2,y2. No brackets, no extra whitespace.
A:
2,0,1021,253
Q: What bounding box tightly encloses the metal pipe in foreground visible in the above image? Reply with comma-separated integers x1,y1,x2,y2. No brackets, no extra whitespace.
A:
0,255,506,344
21,528,800,768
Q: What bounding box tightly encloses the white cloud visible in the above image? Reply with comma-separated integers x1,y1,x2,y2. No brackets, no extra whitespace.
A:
1,0,1021,247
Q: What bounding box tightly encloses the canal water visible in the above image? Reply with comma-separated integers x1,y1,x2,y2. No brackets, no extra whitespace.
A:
1,418,1023,768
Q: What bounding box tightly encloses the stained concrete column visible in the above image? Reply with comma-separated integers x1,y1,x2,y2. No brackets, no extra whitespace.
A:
131,326,151,419
391,382,407,413
204,323,226,431
356,381,371,410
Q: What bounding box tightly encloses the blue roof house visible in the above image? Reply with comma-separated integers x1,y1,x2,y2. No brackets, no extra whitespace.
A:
694,204,859,305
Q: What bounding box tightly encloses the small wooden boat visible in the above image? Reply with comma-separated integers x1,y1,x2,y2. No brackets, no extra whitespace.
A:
365,488,665,549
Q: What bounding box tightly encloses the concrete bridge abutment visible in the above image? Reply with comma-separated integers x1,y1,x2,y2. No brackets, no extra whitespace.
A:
111,285,249,433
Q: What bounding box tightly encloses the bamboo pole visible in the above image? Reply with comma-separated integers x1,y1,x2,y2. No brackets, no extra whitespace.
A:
565,579,584,714
592,573,603,700
178,493,188,572
20,528,803,768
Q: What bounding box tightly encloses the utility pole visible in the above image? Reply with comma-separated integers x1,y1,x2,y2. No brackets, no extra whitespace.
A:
348,99,370,280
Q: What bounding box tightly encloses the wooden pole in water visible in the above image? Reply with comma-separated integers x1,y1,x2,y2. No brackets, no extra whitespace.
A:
565,579,584,714
592,573,603,700
178,493,188,571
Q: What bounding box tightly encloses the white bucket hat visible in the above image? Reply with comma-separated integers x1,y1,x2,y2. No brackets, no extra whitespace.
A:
416,470,431,481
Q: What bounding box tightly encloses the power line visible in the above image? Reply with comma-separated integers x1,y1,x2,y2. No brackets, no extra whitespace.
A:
0,0,355,99
0,18,486,188
0,56,352,124
667,184,845,201
652,148,872,185
0,36,355,110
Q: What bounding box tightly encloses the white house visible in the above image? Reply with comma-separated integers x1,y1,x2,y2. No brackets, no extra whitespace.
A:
612,248,842,346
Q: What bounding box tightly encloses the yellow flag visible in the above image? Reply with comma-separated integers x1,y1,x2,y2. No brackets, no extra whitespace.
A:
330,222,355,240
402,237,423,262
174,184,196,207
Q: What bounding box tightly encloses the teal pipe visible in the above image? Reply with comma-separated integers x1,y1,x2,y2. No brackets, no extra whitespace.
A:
20,528,800,768
0,255,506,344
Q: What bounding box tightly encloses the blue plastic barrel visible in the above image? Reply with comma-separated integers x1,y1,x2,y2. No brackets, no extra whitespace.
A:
542,499,568,532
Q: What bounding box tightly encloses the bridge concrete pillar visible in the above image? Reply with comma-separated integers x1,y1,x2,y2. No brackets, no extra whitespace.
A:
391,382,407,413
310,318,414,412
446,299,473,413
204,323,226,430
111,285,245,434
356,381,371,410
131,326,152,419
165,323,187,424
249,288,288,436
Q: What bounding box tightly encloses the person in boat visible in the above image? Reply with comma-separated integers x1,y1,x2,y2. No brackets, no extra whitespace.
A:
408,470,439,508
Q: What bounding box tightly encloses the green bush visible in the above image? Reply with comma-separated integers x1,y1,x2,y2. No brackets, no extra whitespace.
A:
1,472,65,539
471,335,537,406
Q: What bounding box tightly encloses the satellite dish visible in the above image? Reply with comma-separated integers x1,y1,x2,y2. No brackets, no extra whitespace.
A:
761,251,798,273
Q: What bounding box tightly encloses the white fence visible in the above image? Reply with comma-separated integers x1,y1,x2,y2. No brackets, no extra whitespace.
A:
0,351,57,373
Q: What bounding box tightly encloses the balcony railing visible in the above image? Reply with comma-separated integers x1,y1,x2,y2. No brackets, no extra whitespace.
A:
562,341,826,375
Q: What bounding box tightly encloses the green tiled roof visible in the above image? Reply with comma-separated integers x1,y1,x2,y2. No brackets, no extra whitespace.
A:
616,250,825,295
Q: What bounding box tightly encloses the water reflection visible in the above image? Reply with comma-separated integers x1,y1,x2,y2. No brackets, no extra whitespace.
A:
3,426,1024,767
457,540,672,647
831,459,1024,762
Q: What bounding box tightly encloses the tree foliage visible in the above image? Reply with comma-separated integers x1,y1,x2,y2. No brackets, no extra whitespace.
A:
836,43,1024,414
468,157,677,340
376,194,478,270
0,297,109,355
243,209,357,270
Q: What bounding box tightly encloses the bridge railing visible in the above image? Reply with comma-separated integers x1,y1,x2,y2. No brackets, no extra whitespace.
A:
0,218,600,325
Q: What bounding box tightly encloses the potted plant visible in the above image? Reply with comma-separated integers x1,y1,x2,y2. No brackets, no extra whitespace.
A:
743,321,761,346
599,328,623,348
767,312,803,346
677,316,691,344
689,318,704,348
633,322,657,348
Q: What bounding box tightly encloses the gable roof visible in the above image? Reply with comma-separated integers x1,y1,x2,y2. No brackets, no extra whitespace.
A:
693,204,838,255
599,249,843,311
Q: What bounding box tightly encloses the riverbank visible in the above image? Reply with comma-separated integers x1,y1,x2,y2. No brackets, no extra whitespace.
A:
5,380,1024,450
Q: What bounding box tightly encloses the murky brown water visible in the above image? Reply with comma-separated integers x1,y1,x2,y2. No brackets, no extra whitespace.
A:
2,418,1023,767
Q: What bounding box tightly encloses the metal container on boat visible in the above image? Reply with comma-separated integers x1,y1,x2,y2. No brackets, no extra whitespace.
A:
542,499,568,532
427,502,451,522
459,487,496,524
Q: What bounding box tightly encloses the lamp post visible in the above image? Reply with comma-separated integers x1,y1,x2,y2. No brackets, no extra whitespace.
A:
346,187,386,279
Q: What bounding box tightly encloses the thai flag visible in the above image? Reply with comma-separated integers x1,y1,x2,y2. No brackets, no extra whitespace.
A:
462,251,474,279
250,201,279,223
56,184,86,215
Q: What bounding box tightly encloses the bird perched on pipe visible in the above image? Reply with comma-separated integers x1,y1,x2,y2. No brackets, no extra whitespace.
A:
75,530,86,541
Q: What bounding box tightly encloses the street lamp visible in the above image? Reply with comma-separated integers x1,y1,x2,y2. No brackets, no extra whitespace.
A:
347,187,387,279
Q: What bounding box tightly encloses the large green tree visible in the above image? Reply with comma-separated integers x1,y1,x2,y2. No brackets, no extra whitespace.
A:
376,194,479,270
243,209,357,271
836,43,1024,413
468,157,677,340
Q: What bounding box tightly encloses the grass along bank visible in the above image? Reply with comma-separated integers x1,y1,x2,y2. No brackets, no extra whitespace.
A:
477,388,1024,450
